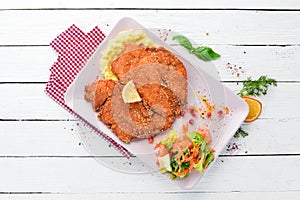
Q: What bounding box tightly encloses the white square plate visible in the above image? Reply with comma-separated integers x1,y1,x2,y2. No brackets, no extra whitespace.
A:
64,17,249,189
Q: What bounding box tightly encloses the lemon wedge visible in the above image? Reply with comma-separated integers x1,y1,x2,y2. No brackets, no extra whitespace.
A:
122,80,142,103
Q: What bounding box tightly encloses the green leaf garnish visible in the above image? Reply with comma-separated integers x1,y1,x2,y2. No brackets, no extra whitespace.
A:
191,46,220,61
172,35,220,61
238,76,277,97
204,152,214,168
234,127,249,138
172,35,193,51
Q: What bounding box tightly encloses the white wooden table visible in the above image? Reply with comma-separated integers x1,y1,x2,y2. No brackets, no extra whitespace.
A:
1,0,300,199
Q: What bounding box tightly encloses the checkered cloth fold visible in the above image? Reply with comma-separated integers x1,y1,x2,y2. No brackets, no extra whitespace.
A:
45,24,131,158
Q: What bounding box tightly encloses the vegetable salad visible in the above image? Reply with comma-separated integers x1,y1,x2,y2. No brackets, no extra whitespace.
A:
155,130,214,180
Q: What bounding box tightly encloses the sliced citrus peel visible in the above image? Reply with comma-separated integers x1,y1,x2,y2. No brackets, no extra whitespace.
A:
242,96,262,123
122,80,142,103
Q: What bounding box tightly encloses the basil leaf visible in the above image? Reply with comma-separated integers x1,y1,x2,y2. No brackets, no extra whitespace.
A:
172,35,193,51
191,46,221,61
173,35,221,61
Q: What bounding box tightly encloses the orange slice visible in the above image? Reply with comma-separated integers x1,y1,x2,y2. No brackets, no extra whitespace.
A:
242,96,262,123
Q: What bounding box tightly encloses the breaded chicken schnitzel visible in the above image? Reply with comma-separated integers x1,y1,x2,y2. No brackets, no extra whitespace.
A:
85,46,188,143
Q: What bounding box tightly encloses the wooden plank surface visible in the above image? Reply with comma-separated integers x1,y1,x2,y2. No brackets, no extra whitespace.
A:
0,118,299,156
0,83,295,120
1,45,299,82
0,156,299,192
1,0,300,9
1,1,299,198
1,192,299,200
0,10,299,45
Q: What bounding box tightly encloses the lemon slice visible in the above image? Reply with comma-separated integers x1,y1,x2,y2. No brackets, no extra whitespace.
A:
242,96,262,123
122,80,142,103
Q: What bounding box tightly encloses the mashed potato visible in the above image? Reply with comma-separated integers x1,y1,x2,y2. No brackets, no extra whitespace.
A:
100,30,155,80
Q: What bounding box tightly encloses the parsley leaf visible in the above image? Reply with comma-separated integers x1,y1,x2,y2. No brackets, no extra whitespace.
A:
238,76,277,97
234,127,249,138
172,35,220,61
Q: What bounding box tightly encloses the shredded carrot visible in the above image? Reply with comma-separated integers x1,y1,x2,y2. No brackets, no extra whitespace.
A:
224,106,230,115
172,168,190,177
183,122,188,134
154,142,161,149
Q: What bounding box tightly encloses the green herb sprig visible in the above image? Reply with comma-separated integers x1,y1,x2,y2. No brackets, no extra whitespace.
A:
238,76,277,97
172,35,220,61
235,76,277,138
234,127,249,138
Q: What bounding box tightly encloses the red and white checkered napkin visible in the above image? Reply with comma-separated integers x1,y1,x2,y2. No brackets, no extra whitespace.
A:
45,24,131,158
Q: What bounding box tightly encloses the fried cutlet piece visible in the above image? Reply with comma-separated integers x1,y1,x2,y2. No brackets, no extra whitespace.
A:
98,98,137,143
110,83,180,139
137,84,180,131
120,43,145,55
84,79,116,111
116,63,188,108
86,47,188,143
97,98,115,126
111,124,136,144
111,47,187,80
84,81,97,102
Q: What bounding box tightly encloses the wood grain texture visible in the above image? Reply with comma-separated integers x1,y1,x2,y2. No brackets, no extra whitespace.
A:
0,192,299,200
0,10,299,45
0,83,296,120
0,156,299,192
1,0,300,9
1,1,299,197
1,45,299,82
0,119,299,156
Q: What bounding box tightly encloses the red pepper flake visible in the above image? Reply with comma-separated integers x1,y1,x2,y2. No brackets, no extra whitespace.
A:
189,119,195,125
180,110,185,116
206,112,212,118
148,136,154,144
191,111,197,117
217,110,223,116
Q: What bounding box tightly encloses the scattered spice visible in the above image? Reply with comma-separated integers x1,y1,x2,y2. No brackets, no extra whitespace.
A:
189,119,195,125
226,62,245,78
158,29,171,42
226,143,239,152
